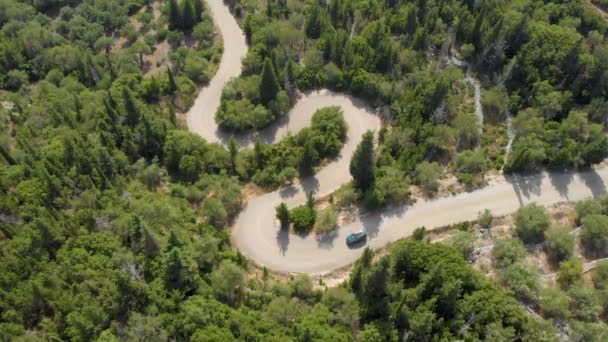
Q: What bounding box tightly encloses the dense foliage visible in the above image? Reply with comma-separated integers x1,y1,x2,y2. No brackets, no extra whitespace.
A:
2,0,608,340
222,0,608,181
234,106,347,188
349,241,554,340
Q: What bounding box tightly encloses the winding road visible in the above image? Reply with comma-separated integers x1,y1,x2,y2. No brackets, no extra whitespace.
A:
187,0,608,274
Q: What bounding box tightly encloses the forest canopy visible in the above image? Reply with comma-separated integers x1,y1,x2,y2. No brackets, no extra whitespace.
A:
1,0,608,340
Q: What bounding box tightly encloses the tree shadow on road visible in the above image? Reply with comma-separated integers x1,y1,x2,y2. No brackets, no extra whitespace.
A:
580,167,607,198
362,211,383,239
279,185,298,199
506,173,543,207
548,170,573,202
301,176,320,195
276,228,289,255
317,230,338,249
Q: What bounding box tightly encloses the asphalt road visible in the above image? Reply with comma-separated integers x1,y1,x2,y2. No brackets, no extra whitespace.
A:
187,0,608,274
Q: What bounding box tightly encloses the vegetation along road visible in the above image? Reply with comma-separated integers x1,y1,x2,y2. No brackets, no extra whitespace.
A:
188,0,608,274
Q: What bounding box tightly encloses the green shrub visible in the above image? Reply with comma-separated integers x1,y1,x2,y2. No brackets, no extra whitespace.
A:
540,287,570,320
478,209,493,228
594,260,608,289
514,203,551,244
314,206,338,234
580,215,608,257
413,227,426,241
290,206,316,233
414,161,442,193
500,262,540,302
364,187,385,210
493,238,526,269
449,230,475,258
568,286,601,322
576,199,602,224
456,172,475,187
336,185,361,208
545,226,575,262
6,70,28,90
557,258,583,289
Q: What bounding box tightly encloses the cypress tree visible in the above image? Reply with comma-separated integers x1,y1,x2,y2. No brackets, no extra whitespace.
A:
305,3,322,39
254,138,264,168
349,130,375,191
167,230,182,250
300,141,316,175
260,58,280,104
193,0,203,23
329,0,340,26
275,202,290,229
148,77,161,102
182,0,195,31
168,0,181,30
108,90,118,109
306,191,315,209
143,227,160,257
243,14,253,43
168,103,177,127
0,144,15,165
228,137,239,170
122,87,140,126
266,0,273,18
167,66,177,95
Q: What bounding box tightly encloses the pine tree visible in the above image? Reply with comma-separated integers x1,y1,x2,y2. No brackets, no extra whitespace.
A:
143,227,160,257
284,60,297,99
285,59,296,85
350,131,375,191
228,137,239,170
164,248,184,289
108,90,118,109
168,103,177,127
193,0,203,23
168,0,181,30
254,138,264,168
305,3,322,39
243,14,253,43
306,191,315,209
128,216,145,252
300,141,316,175
122,87,140,126
182,0,195,31
260,58,280,104
167,66,177,95
329,0,341,26
266,0,273,18
275,202,290,229
148,76,161,102
0,144,15,165
167,230,182,250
